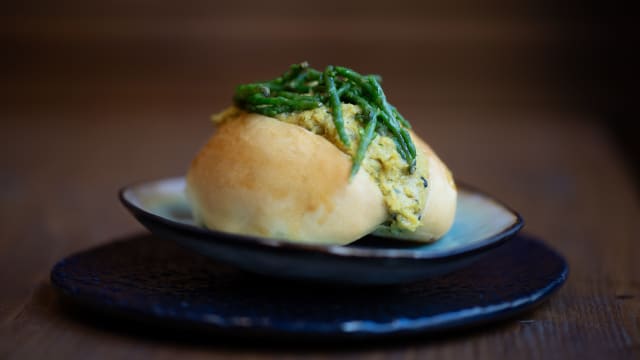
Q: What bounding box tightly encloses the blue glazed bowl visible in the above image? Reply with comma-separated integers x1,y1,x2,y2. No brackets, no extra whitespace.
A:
120,177,523,285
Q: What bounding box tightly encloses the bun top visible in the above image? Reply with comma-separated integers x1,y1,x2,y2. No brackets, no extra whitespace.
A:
186,113,388,245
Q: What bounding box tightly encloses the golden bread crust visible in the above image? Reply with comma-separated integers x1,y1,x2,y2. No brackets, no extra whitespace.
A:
186,113,387,244
187,112,457,244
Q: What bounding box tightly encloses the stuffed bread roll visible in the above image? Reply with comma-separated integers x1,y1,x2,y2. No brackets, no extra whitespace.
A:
186,63,456,245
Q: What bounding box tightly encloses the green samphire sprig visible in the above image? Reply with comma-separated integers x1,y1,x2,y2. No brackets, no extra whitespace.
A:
233,62,416,176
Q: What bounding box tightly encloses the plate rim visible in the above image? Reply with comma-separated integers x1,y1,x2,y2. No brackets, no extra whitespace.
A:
119,176,524,261
50,235,568,339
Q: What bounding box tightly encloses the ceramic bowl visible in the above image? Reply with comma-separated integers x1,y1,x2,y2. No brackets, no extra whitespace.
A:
120,177,523,285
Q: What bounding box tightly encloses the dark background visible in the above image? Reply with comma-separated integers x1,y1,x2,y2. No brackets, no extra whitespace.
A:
2,1,636,182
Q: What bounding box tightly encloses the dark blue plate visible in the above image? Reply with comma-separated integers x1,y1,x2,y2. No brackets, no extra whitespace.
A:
50,234,567,339
119,177,524,285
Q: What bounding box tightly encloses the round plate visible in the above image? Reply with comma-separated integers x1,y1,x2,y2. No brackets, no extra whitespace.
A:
119,177,523,285
50,233,567,339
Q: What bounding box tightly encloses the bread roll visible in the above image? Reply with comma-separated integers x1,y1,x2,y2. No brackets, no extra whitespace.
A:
186,113,387,245
187,112,457,245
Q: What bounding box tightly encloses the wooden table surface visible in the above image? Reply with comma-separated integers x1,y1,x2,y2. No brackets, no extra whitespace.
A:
1,2,638,359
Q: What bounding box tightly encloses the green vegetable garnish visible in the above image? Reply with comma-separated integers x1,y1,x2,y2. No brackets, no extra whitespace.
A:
233,62,416,175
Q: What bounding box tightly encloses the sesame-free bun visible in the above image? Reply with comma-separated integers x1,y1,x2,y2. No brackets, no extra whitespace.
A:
186,113,387,245
186,112,457,245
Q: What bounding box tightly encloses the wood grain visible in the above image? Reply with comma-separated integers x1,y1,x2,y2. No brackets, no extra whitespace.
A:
1,1,638,359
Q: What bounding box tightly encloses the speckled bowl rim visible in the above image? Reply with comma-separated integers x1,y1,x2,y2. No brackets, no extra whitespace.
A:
119,176,524,261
